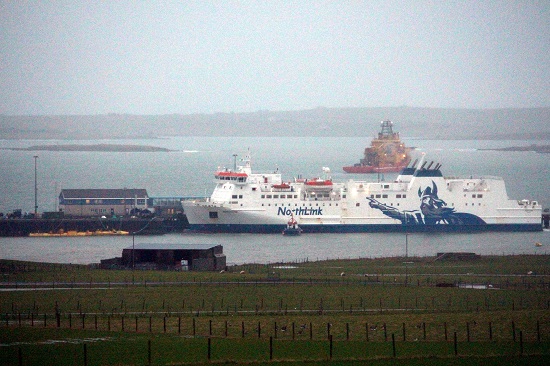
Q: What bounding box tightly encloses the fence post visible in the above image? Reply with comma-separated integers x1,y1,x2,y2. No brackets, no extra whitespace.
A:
454,332,458,356
329,334,333,359
83,343,87,366
402,322,406,341
207,338,211,360
392,333,396,357
269,336,273,360
519,330,523,356
147,340,151,366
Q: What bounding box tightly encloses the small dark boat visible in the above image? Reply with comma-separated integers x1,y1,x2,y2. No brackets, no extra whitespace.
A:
282,215,302,236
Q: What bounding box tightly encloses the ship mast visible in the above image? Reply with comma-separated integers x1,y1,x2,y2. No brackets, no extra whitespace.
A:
379,120,394,137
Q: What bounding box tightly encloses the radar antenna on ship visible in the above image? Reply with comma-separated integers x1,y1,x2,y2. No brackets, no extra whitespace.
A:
239,148,252,175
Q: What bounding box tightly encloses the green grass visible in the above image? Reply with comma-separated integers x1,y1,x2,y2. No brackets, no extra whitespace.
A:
1,328,549,365
1,255,549,365
2,254,549,284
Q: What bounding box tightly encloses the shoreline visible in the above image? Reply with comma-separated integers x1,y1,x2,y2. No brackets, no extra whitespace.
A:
478,144,550,153
2,143,175,152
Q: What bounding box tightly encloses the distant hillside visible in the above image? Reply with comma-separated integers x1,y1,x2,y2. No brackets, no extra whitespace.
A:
1,107,549,140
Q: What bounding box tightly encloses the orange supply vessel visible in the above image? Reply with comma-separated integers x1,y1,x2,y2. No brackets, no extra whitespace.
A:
343,120,411,173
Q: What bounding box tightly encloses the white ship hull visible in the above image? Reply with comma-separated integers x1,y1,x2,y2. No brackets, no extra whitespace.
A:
183,153,542,233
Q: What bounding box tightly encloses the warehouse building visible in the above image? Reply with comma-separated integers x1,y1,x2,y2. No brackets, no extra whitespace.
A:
120,243,226,271
59,189,149,217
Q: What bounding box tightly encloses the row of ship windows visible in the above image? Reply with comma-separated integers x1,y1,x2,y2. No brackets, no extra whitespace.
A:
230,201,482,208
243,193,482,200
370,194,407,199
255,202,482,208
260,194,299,199
261,203,339,207
218,176,246,182
253,194,405,200
231,194,483,205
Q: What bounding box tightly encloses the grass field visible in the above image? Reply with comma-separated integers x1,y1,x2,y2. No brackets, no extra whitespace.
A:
1,254,549,365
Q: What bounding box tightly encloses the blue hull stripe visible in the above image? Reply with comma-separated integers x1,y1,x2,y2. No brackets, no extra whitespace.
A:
187,223,542,233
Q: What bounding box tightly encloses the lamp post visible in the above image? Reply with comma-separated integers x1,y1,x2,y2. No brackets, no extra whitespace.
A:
33,155,38,216
132,233,135,270
405,233,409,286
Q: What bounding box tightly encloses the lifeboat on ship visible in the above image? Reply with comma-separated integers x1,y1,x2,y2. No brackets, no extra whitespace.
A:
272,183,291,190
214,170,248,183
303,167,333,190
305,179,333,187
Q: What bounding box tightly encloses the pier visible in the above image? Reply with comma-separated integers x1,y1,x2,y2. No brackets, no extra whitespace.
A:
0,216,187,237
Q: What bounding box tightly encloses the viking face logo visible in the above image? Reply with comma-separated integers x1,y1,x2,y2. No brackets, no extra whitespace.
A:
418,182,453,219
368,180,486,226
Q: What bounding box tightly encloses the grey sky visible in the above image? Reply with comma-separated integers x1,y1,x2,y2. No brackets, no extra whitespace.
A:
1,1,548,115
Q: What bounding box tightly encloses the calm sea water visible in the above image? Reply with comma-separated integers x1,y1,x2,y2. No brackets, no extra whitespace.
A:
1,136,549,264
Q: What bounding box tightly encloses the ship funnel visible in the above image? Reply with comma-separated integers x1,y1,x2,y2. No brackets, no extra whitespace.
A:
426,161,434,170
411,159,418,169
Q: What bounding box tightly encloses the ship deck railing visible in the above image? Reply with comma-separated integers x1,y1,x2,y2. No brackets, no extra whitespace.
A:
445,175,503,181
181,196,210,202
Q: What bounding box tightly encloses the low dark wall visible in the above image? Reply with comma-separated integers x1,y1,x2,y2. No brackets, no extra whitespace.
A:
0,216,188,237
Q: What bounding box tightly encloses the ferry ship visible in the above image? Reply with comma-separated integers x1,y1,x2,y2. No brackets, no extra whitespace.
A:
183,151,542,233
343,120,412,173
